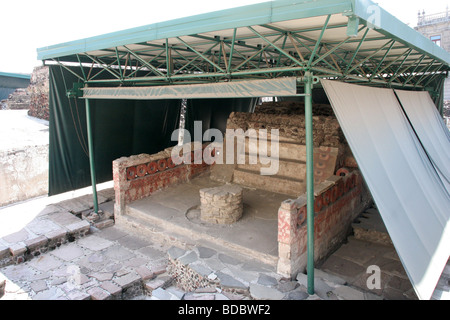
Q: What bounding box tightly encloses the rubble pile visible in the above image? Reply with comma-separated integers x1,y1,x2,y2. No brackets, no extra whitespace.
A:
27,66,49,121
1,88,30,110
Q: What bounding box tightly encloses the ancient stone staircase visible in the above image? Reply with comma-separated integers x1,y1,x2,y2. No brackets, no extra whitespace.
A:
351,206,450,300
230,136,339,198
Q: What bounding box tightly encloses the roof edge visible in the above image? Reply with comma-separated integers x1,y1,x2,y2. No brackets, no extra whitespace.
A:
37,0,353,61
354,0,450,66
0,72,31,80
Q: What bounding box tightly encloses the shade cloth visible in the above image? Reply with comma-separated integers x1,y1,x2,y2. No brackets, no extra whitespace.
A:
321,79,450,300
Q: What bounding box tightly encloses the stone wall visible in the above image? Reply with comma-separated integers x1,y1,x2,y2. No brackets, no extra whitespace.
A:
211,101,356,197
277,169,372,277
227,109,344,148
113,143,214,216
0,145,49,207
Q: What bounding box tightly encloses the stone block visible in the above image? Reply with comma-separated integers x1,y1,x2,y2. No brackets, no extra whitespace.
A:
77,235,114,251
135,266,155,281
24,235,48,251
66,220,90,238
66,290,91,300
94,219,114,230
145,279,165,293
168,246,186,260
45,229,67,244
0,245,11,260
9,243,27,257
114,272,142,289
200,184,243,224
249,283,284,300
87,287,112,300
100,281,122,298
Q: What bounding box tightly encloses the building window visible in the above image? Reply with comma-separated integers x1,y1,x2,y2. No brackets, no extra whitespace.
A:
430,35,441,47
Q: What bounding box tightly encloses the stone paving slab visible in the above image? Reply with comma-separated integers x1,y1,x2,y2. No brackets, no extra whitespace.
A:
0,194,115,268
0,195,434,301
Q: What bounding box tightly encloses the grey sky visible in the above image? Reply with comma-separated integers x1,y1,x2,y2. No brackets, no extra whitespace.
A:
0,0,447,74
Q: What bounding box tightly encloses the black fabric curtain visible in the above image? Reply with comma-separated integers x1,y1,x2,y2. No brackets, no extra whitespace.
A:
49,65,258,195
48,66,181,195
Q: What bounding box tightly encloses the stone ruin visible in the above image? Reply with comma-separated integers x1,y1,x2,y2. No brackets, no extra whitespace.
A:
1,66,49,121
210,100,356,198
200,184,243,224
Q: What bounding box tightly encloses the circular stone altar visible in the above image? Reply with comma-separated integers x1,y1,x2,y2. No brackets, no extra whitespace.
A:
199,184,243,224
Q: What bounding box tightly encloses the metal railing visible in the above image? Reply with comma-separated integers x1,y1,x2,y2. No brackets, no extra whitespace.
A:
417,10,450,26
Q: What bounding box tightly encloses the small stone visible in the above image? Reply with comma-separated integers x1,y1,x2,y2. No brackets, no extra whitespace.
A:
100,281,122,297
135,266,154,280
197,247,216,259
24,235,48,250
9,243,27,257
30,280,48,293
150,264,167,276
89,272,114,281
215,293,230,300
151,287,173,300
66,290,90,300
257,274,278,287
215,271,247,290
183,292,215,300
208,273,218,281
178,251,198,266
190,264,212,278
113,272,141,289
168,246,186,260
218,254,241,265
45,229,67,243
250,283,284,300
77,235,114,251
88,287,111,300
284,289,309,300
66,220,90,235
0,246,10,259
94,219,114,230
145,279,165,292
333,285,365,300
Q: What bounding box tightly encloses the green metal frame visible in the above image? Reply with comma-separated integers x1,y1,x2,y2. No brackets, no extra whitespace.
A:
42,20,448,91
304,71,316,295
85,98,99,214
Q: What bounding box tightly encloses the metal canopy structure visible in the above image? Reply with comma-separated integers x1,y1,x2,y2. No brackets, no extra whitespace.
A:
37,0,450,298
38,0,450,91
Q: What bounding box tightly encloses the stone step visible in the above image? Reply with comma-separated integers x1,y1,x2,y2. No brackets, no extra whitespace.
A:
351,207,393,246
118,208,278,266
242,137,307,162
232,168,305,197
235,157,306,179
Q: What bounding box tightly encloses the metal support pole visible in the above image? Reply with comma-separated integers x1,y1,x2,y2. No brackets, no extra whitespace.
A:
85,98,99,213
304,71,315,295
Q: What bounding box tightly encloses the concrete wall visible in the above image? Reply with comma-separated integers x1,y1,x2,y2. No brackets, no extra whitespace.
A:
0,145,48,207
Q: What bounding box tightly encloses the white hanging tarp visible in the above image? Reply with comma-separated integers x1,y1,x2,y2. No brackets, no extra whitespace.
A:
82,77,298,100
321,80,450,300
394,89,450,192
